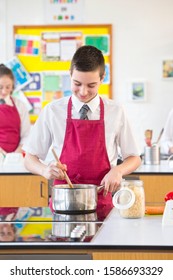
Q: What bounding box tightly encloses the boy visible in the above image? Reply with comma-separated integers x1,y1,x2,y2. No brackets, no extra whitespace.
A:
23,45,141,208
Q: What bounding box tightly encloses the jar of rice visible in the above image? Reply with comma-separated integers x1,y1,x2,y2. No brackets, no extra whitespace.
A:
113,180,145,218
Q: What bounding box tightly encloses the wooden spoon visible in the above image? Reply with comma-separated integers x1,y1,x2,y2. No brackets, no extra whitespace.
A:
52,148,74,188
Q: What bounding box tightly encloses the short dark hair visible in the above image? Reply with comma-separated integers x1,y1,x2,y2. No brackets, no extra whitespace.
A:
70,45,105,79
0,64,15,86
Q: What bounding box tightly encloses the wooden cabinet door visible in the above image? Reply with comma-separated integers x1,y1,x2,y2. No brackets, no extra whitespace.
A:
124,174,173,203
0,175,48,207
139,175,173,203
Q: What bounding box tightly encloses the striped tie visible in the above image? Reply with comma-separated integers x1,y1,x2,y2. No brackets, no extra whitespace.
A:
0,99,5,104
79,104,89,120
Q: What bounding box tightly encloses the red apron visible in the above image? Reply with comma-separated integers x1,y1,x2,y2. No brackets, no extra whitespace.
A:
52,97,113,210
0,98,21,214
0,97,20,152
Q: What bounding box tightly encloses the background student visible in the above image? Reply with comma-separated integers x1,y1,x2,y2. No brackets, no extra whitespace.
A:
161,108,173,155
0,64,30,157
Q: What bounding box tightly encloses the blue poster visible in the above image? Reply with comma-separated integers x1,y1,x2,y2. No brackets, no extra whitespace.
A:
5,56,32,92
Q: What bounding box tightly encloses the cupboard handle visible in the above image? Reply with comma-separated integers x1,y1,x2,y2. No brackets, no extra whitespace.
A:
40,181,44,197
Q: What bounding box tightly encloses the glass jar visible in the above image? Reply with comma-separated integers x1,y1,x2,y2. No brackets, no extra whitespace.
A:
113,180,145,218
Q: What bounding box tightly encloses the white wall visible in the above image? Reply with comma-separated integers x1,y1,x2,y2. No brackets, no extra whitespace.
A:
0,0,7,61
1,0,173,153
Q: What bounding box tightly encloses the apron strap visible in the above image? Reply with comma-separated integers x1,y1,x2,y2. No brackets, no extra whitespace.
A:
99,97,104,120
67,97,72,119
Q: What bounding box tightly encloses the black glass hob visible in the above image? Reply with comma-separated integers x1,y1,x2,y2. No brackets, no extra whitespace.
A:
0,205,113,243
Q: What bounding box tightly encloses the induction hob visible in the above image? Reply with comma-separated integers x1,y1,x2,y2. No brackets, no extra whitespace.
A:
0,205,113,243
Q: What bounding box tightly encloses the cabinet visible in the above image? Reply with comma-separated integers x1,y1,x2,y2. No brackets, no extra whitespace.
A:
126,169,173,204
0,248,173,260
139,175,173,203
128,174,173,204
92,251,173,260
0,175,48,207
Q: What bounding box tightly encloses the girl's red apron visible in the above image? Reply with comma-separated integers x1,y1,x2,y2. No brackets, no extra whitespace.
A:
0,97,20,152
51,97,113,211
0,97,20,214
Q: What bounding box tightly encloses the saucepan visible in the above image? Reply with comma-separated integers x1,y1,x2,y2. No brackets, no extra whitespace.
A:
53,211,97,222
52,212,98,238
50,184,104,214
52,221,99,239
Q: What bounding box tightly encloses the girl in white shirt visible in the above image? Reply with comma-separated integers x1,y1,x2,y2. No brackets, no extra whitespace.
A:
0,64,30,156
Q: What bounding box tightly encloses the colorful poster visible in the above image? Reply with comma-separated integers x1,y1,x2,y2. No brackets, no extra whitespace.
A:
85,35,110,55
162,59,173,78
41,32,82,61
44,0,85,24
27,96,42,115
12,90,33,112
41,32,60,61
127,80,147,102
60,32,82,60
42,71,71,102
15,35,40,56
5,56,33,91
22,72,41,91
103,64,110,84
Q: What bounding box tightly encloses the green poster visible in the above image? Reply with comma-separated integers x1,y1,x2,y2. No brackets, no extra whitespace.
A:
85,35,109,54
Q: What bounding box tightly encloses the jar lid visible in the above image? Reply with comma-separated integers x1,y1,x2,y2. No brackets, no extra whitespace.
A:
112,187,135,210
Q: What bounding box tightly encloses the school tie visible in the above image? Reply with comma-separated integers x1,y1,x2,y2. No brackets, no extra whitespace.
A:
0,99,5,104
79,104,90,120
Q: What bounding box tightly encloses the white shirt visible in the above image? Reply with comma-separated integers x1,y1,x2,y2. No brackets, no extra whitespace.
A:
160,108,173,154
10,97,31,145
23,95,140,166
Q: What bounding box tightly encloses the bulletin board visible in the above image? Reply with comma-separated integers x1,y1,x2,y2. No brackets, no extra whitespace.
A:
13,25,112,123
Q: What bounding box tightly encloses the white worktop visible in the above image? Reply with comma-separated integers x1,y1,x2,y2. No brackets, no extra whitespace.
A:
1,207,173,249
0,160,173,174
134,160,173,174
0,161,29,173
91,208,173,247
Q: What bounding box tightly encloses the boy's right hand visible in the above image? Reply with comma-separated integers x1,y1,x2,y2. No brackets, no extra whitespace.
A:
43,161,67,180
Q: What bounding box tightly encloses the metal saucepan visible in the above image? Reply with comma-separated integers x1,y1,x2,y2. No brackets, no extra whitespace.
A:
50,184,103,214
53,212,97,222
52,212,98,238
52,221,99,239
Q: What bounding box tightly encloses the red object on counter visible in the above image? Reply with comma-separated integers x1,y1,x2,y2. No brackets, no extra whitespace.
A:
145,138,152,147
165,192,173,201
22,151,26,157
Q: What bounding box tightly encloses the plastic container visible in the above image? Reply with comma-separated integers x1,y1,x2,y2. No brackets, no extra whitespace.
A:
113,180,145,218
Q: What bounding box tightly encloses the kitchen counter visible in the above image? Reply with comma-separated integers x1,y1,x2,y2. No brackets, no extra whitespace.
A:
0,162,29,174
0,160,173,206
0,160,172,174
134,160,173,174
92,208,173,247
0,207,173,259
1,161,173,259
0,207,172,248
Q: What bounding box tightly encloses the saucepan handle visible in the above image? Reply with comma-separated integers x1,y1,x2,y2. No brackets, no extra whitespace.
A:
97,185,105,193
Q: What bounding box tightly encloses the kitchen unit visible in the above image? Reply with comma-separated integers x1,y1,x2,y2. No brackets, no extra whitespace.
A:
132,160,173,204
1,159,173,260
0,164,48,207
0,160,173,207
0,206,173,260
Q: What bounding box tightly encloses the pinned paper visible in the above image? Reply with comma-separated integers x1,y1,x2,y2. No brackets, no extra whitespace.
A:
12,90,33,112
